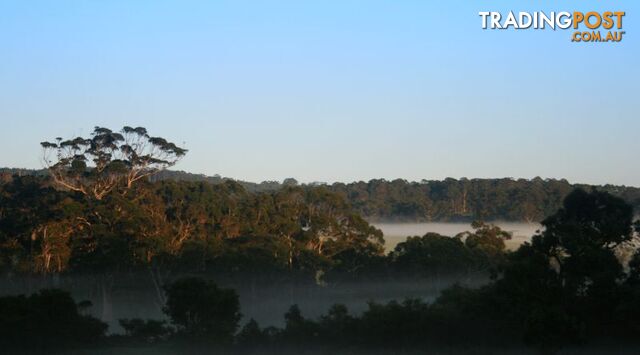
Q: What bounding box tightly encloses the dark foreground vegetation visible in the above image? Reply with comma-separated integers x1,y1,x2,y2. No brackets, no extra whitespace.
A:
1,127,640,353
3,185,640,353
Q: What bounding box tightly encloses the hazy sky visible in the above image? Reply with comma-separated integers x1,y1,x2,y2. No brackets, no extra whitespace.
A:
0,1,638,186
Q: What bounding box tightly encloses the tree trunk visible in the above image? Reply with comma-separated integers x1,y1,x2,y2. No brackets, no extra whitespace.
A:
149,266,166,312
100,275,114,322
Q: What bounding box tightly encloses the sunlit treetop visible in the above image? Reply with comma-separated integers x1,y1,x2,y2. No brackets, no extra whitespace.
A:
41,126,187,200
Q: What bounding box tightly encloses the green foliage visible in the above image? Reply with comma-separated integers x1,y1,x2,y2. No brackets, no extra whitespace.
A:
390,233,475,277
388,222,511,278
330,177,640,222
458,221,512,271
0,174,386,277
5,167,640,222
40,126,187,200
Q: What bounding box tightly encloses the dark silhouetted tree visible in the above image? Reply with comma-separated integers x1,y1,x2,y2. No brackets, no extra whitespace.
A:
163,277,241,342
0,289,107,351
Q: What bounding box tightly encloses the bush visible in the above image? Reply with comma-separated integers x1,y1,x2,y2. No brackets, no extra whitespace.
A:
119,318,172,343
163,277,241,342
236,318,271,347
0,289,107,351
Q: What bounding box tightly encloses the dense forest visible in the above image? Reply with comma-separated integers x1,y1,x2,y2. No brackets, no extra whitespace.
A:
5,168,640,223
0,127,418,279
331,177,640,222
1,167,511,281
2,189,640,354
2,126,640,353
0,126,548,279
124,170,640,222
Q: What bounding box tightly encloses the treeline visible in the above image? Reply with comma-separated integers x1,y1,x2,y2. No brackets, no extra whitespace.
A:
331,177,640,222
126,170,640,222
5,168,640,222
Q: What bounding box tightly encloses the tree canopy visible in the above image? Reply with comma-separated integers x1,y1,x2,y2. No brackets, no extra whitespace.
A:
41,126,187,200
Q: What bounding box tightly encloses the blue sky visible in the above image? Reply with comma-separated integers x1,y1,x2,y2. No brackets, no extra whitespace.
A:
0,0,638,185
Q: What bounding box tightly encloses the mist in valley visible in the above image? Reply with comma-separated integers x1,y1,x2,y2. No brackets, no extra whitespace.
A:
0,222,534,333
0,269,489,333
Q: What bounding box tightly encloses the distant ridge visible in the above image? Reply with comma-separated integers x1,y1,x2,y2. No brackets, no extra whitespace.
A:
2,167,639,222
